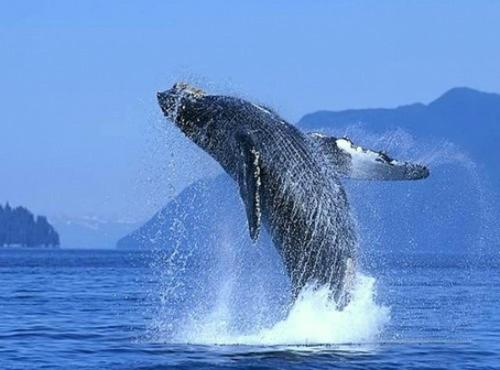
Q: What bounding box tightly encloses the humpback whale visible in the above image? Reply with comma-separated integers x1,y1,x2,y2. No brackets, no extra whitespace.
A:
157,82,429,306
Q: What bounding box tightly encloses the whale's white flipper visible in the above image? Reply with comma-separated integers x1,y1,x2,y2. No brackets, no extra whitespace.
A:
236,132,263,241
309,133,429,181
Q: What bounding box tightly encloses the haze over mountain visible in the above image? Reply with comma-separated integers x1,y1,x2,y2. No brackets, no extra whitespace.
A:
118,87,500,254
52,216,138,249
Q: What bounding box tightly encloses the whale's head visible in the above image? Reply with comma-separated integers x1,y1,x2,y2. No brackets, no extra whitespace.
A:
157,82,207,135
157,82,246,170
157,82,232,163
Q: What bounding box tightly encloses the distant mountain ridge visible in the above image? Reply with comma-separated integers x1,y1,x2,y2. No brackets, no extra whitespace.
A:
299,87,500,170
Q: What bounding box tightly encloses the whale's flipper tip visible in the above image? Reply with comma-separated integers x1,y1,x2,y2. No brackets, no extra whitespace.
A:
406,163,430,180
309,133,431,181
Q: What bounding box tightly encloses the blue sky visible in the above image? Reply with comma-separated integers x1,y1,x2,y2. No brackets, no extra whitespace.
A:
1,0,499,221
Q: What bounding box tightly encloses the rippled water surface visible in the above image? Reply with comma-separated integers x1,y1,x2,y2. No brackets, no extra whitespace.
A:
0,249,499,369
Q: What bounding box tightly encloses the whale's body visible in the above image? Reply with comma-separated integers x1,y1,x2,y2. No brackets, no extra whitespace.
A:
194,96,358,302
157,83,429,305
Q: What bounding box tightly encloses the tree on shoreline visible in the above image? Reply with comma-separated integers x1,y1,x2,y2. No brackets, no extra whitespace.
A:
0,204,60,247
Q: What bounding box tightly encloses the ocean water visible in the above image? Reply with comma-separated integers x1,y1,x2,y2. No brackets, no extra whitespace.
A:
0,248,499,369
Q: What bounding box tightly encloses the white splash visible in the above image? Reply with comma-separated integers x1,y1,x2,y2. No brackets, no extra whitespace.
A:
176,273,390,346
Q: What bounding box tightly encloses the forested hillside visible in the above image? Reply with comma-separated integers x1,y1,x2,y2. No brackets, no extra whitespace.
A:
0,204,60,247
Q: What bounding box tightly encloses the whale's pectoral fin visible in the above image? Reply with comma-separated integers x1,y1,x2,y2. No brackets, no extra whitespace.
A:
236,132,262,241
309,133,429,181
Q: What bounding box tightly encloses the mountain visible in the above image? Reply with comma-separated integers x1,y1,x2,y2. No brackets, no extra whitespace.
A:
117,177,231,250
118,87,500,255
300,87,500,171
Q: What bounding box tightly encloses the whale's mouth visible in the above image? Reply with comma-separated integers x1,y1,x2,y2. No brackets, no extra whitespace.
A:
157,82,205,123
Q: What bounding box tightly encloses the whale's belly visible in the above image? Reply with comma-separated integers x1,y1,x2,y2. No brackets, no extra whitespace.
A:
260,155,357,301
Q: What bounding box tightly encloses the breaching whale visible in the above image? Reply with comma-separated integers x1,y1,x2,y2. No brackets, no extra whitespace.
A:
157,82,429,306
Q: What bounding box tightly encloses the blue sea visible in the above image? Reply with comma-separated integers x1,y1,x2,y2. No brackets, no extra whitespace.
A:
0,248,499,369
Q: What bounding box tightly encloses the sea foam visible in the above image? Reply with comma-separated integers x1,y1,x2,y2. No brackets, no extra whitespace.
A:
176,273,389,346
